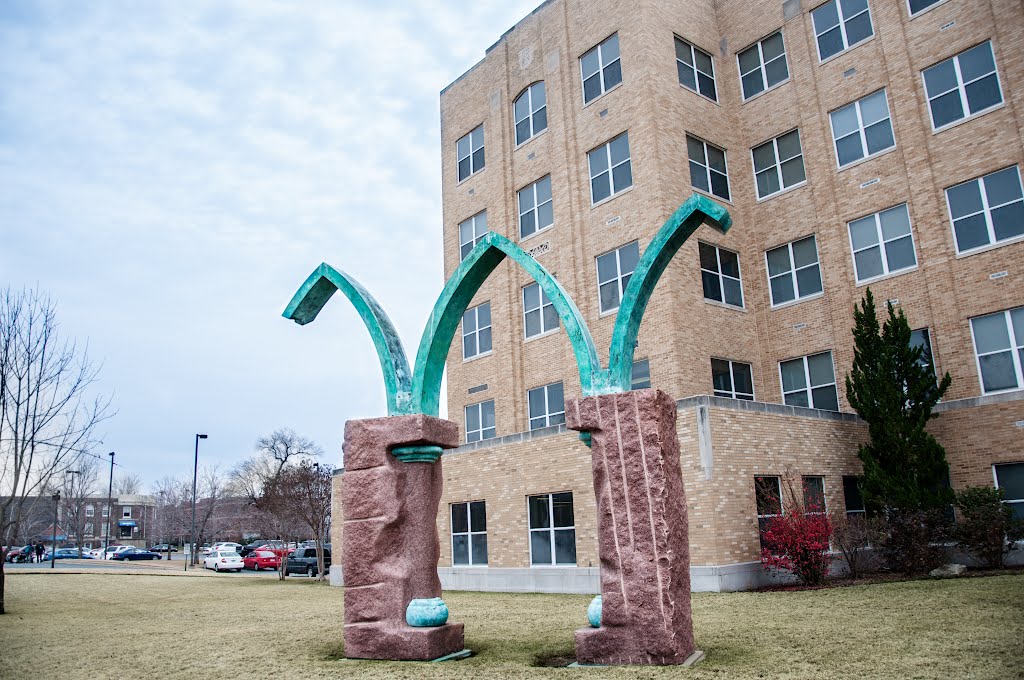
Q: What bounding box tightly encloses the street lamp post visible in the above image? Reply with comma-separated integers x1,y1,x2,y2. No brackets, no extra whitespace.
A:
189,434,208,569
103,452,115,559
50,491,61,569
65,470,80,557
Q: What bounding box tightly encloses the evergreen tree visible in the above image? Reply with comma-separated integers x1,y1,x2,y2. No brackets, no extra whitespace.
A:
845,289,952,513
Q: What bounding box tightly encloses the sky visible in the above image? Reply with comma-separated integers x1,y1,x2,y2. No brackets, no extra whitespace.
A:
0,0,541,489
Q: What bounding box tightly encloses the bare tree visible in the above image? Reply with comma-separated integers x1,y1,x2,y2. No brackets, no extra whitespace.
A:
255,428,322,479
289,462,332,580
152,476,190,556
190,466,229,564
60,458,101,556
0,287,113,615
113,472,142,496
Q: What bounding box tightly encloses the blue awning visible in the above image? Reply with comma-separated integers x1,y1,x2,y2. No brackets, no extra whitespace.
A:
118,520,137,527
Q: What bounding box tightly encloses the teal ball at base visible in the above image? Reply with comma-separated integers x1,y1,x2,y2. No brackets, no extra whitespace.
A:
406,597,449,627
587,595,602,628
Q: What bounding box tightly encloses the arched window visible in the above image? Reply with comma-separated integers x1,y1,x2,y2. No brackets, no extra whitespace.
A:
514,82,547,146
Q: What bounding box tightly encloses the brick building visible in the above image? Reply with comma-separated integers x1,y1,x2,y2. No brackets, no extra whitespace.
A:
330,0,1024,591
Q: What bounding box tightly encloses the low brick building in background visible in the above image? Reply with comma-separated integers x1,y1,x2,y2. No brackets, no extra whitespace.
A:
332,0,1024,591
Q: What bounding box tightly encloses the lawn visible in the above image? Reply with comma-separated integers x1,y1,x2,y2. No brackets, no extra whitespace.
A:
1,573,1022,679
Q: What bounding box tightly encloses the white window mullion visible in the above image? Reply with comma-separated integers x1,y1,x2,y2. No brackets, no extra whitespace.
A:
952,56,971,122
758,42,769,93
979,175,998,246
1008,312,1024,388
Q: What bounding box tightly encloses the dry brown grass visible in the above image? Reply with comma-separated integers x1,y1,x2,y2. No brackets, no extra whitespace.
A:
2,572,1022,679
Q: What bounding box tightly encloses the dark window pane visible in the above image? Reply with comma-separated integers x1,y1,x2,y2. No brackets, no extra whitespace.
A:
864,120,895,155
516,119,531,146
947,180,984,219
770,274,795,305
528,388,545,419
528,495,550,529
583,74,602,103
530,531,551,564
452,535,469,565
984,167,1024,206
785,390,810,407
780,157,806,187
699,242,719,271
817,27,844,60
755,477,782,515
843,476,864,513
458,158,470,182
612,161,632,192
979,351,1018,392
965,74,1002,114
470,501,486,532
761,33,785,61
811,385,840,411
796,264,823,296
603,60,622,90
452,504,469,534
924,60,958,97
738,45,761,75
472,148,485,172
718,248,739,278
690,160,709,192
803,477,826,512
991,202,1024,242
554,529,576,564
698,73,717,100
552,492,574,527
710,171,730,200
757,169,780,198
812,1,840,34
953,214,990,252
533,107,547,133
733,362,754,396
766,246,792,276
678,61,697,90
930,91,964,128
885,236,917,271
592,173,611,204
764,56,789,87
855,247,884,280
711,359,732,392
995,463,1024,500
836,134,864,167
742,71,764,99
702,271,722,302
958,42,996,83
471,534,488,565
723,278,743,307
844,12,873,46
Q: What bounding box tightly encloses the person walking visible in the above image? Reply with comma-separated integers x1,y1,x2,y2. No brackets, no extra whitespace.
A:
34,542,44,563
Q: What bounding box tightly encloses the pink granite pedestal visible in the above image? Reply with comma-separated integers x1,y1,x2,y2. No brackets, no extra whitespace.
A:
567,389,699,666
341,414,465,661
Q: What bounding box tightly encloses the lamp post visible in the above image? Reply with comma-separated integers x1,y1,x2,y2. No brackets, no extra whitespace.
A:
189,434,208,569
50,491,61,569
103,452,115,558
65,470,80,557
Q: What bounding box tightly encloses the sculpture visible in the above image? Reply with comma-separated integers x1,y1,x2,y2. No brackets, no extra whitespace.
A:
283,193,730,664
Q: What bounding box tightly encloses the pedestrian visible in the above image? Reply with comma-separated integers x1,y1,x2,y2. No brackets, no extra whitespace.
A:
34,542,44,563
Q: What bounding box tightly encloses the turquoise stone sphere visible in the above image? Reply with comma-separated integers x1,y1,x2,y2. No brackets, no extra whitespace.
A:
406,597,449,627
587,595,602,628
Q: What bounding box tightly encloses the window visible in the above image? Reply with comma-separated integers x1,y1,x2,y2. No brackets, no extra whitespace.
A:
910,328,936,377
119,526,132,539
766,235,822,306
588,132,633,204
459,211,488,261
755,476,783,545
970,307,1024,394
514,82,547,145
752,130,805,199
738,31,789,100
465,400,496,443
631,359,651,390
518,176,554,239
812,0,873,62
675,37,716,101
581,34,622,104
596,241,640,314
712,359,754,400
908,0,943,15
85,505,94,518
101,506,109,518
451,501,488,565
923,41,1003,131
456,125,485,181
122,507,131,518
843,476,865,516
780,351,839,411
528,382,565,430
848,204,917,283
700,242,743,307
803,476,826,514
994,463,1024,520
830,89,894,168
945,166,1024,254
528,492,576,565
461,303,492,360
523,282,558,339
84,523,94,537
687,136,730,200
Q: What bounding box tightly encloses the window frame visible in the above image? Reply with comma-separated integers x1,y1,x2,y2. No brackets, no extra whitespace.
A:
580,33,623,105
907,0,949,17
993,463,1024,520
527,382,566,431
514,81,548,147
588,132,633,206
461,302,492,361
737,30,790,101
755,475,783,545
765,235,823,308
699,241,744,308
802,475,828,514
969,307,1024,395
751,129,806,200
456,124,485,182
522,281,559,340
847,203,918,284
778,351,840,411
842,475,866,517
631,359,651,390
527,492,577,567
518,175,554,240
459,211,488,261
922,41,1004,133
828,89,895,170
812,0,874,63
450,500,488,566
944,166,1024,256
122,506,131,518
687,135,731,201
596,240,640,315
464,400,496,443
712,358,755,400
674,36,717,102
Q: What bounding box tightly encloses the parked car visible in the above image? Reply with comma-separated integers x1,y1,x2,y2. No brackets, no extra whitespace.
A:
45,548,85,560
209,541,242,554
102,545,132,560
5,545,34,563
110,548,162,561
203,550,243,572
148,544,178,553
285,547,331,577
243,549,280,571
238,541,265,558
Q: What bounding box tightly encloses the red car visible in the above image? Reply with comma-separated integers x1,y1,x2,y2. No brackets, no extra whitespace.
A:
243,549,280,571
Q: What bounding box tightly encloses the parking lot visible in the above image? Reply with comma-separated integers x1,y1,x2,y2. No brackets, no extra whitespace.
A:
4,557,298,578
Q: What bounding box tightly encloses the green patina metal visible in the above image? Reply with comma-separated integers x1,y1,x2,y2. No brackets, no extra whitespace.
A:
282,194,730,424
391,445,445,463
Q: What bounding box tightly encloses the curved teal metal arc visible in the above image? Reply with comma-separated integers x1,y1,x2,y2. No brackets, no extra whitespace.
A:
603,194,732,393
411,231,601,416
282,263,414,415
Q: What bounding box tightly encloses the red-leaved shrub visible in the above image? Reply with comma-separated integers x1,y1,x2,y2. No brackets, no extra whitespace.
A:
760,509,833,586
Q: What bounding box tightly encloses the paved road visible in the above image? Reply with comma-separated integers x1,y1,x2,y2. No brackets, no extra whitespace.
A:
4,559,283,578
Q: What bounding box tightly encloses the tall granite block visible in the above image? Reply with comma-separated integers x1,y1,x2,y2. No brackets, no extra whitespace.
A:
567,389,698,666
341,414,465,661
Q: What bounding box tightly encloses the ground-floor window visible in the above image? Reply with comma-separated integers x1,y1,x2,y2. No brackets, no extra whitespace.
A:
843,476,865,517
451,501,488,566
528,492,576,566
84,523,94,537
994,463,1024,520
119,526,132,539
802,476,826,514
755,476,782,548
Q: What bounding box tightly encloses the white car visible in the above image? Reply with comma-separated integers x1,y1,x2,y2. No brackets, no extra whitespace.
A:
102,545,133,560
209,542,242,554
203,550,243,572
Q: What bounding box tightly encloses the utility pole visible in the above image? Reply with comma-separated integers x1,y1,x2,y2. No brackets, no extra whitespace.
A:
189,434,208,568
103,452,115,559
50,491,61,569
